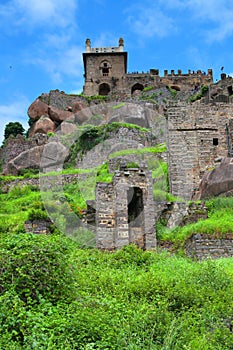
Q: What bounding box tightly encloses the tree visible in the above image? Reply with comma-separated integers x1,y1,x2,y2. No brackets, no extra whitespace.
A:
4,122,25,140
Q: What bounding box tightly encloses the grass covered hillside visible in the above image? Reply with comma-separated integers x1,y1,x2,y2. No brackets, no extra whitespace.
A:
1,118,233,348
1,235,233,349
1,170,233,348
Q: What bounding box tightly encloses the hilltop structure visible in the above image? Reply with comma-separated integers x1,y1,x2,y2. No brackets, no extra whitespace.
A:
83,38,213,96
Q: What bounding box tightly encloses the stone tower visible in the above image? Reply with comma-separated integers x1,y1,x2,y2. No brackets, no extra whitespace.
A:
82,38,128,96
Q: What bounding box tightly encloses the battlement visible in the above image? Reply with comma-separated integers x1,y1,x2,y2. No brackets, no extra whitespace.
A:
126,69,213,78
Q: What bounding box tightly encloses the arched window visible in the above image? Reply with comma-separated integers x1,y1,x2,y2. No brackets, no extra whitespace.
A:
99,83,110,96
100,61,112,76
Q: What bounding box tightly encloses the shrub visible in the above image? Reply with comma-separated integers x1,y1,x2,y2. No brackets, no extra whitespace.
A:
0,233,75,303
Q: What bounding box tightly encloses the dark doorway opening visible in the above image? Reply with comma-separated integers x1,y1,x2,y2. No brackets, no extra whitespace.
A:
131,83,144,95
127,187,143,226
99,83,110,96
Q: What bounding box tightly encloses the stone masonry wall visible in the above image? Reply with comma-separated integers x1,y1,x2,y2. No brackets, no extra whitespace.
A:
185,233,233,260
167,102,233,200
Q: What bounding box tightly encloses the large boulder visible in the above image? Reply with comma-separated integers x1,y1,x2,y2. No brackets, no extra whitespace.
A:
30,115,56,136
198,158,233,198
28,99,49,120
48,105,72,122
72,101,87,113
40,141,69,171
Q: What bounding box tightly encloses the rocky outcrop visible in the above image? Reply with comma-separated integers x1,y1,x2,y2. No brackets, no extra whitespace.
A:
27,90,89,137
1,133,48,175
7,145,45,175
198,158,233,198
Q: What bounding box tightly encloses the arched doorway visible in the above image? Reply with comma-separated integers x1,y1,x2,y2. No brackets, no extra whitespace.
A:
131,83,144,95
99,83,110,96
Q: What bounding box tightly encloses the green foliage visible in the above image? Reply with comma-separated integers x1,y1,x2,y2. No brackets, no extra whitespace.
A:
140,91,158,102
4,121,25,140
18,168,39,178
159,197,233,245
1,242,233,349
167,86,177,98
67,122,151,167
142,85,154,92
109,143,166,158
80,93,109,103
27,208,48,221
47,131,55,138
126,161,139,168
189,84,209,102
112,102,126,109
0,233,75,304
96,162,113,183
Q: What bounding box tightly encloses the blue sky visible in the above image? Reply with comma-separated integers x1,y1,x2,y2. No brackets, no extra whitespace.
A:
1,0,233,144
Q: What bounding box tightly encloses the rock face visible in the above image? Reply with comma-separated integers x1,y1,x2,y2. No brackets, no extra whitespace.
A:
28,99,49,120
198,158,233,198
40,141,69,171
7,145,45,175
0,133,48,175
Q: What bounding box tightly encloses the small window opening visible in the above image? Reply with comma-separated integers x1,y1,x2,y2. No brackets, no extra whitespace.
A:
102,67,109,76
228,86,233,96
213,138,218,146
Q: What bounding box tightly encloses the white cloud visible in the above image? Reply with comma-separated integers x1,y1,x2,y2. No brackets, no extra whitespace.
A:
126,0,233,42
25,42,83,84
184,0,233,42
126,4,176,39
0,96,30,144
0,0,77,31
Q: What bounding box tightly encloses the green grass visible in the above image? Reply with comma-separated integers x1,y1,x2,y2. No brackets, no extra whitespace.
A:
158,197,233,245
109,143,166,158
0,240,233,349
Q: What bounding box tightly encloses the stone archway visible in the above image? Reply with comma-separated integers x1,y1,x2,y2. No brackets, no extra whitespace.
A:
131,83,144,95
99,83,111,96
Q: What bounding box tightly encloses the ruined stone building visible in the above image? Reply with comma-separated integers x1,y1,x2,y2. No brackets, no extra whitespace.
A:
96,165,156,250
83,38,213,96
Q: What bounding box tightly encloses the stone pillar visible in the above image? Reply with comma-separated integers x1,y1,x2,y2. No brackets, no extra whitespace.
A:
96,182,115,249
115,182,130,248
85,38,91,52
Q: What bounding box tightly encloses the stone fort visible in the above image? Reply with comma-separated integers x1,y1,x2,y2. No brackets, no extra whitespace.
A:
2,38,233,255
82,38,233,251
83,38,213,96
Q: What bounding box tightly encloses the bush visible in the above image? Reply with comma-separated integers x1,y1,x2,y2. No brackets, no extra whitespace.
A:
0,233,75,304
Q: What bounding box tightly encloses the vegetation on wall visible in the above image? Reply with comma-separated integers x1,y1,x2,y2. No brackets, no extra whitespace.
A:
189,84,209,102
157,197,233,246
66,122,152,167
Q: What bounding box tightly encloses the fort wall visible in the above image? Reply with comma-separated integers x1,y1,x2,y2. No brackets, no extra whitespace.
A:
167,102,233,199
